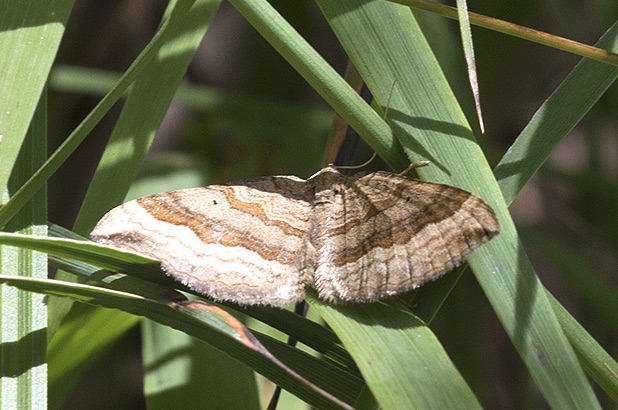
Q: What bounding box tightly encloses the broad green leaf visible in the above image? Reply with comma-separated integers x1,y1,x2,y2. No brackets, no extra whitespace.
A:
0,228,356,374
43,1,228,407
231,0,482,407
0,3,72,407
0,228,369,406
492,20,618,403
314,1,599,408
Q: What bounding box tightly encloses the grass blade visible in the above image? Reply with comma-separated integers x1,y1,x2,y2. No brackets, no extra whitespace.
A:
495,20,618,204
0,275,361,409
0,1,73,189
1,89,49,409
0,0,196,230
316,1,600,407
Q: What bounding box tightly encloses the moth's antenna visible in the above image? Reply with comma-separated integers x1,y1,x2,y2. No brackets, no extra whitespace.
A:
336,80,397,171
335,152,377,170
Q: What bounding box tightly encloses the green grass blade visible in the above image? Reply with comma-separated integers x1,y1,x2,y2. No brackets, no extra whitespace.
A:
416,11,618,402
309,294,481,409
0,229,358,375
45,1,225,406
72,0,221,234
142,320,261,409
0,232,162,279
495,20,618,204
0,4,71,407
2,227,366,407
0,229,371,406
521,228,618,401
52,3,259,405
47,304,140,408
228,0,410,172
315,1,599,408
229,1,479,407
490,20,618,402
1,90,48,409
454,0,484,133
0,276,361,409
0,1,73,190
549,295,618,402
0,0,196,230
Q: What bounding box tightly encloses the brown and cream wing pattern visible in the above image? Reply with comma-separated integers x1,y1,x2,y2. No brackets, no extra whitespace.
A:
92,176,315,305
309,169,500,303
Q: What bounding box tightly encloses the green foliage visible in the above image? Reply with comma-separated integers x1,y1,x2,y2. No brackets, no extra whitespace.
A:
1,0,617,408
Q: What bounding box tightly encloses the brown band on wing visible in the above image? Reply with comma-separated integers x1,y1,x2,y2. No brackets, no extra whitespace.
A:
136,189,308,265
323,181,499,266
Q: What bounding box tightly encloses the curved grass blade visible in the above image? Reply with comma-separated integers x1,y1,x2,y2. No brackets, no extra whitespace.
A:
0,275,359,409
1,230,361,386
44,10,224,400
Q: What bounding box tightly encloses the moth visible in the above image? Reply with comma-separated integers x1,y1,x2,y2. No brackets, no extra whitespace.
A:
91,166,499,305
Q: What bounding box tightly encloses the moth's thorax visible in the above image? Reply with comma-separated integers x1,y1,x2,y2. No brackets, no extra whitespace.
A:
308,166,351,207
